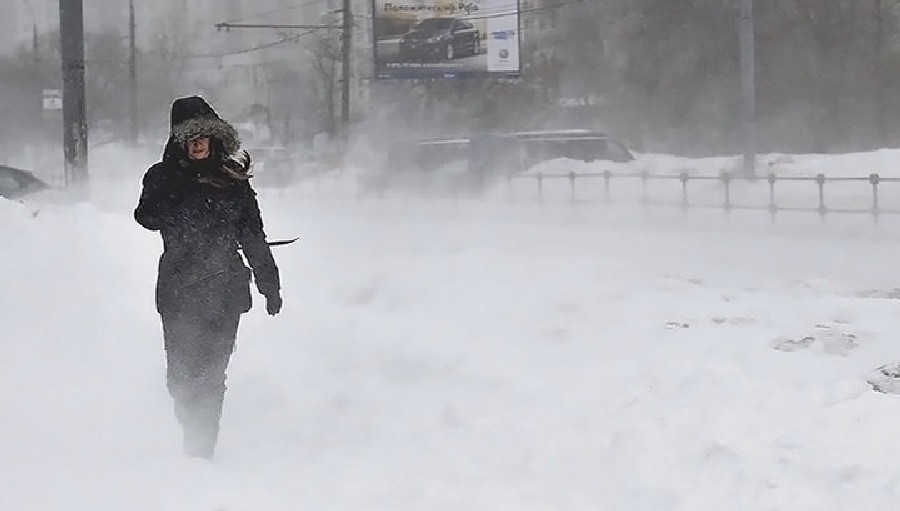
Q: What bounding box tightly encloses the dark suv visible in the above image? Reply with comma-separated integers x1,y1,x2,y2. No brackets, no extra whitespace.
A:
399,18,480,61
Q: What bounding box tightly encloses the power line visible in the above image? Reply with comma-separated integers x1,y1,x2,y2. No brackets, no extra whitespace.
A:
216,22,332,30
177,31,316,59
216,57,310,69
224,0,332,24
83,55,308,70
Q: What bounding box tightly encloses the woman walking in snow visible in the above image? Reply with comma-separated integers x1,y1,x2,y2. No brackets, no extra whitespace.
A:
135,96,282,459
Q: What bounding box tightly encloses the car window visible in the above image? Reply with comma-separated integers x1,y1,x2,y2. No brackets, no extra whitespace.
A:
528,140,569,161
0,174,21,193
521,138,620,162
579,139,611,161
523,139,547,160
604,140,633,162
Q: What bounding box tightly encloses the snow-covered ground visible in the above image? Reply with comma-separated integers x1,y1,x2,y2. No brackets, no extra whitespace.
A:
4,147,900,510
638,148,900,179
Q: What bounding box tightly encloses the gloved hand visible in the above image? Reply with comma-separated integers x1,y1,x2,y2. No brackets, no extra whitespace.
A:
224,150,252,175
266,292,283,316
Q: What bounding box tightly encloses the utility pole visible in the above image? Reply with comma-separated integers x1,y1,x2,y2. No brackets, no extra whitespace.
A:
874,0,886,146
739,0,756,177
59,0,88,185
129,0,138,146
32,20,40,132
341,0,352,136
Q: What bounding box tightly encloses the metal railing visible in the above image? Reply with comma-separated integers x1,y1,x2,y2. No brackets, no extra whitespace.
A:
510,171,900,222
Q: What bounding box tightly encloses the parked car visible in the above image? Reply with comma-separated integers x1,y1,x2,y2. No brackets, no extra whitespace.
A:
399,18,481,61
367,130,636,194
387,137,471,171
385,130,634,173
460,130,636,175
0,165,50,199
510,130,635,167
372,137,477,193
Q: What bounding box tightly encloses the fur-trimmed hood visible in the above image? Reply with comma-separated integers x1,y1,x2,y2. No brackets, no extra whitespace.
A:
167,96,241,156
171,116,241,156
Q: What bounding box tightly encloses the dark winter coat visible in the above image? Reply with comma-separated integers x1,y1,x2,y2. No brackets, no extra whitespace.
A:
135,100,280,318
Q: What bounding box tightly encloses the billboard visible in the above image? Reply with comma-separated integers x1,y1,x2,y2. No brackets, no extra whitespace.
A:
373,0,521,79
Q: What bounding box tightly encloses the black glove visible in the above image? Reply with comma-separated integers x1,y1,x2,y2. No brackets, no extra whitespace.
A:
224,150,252,175
266,292,283,316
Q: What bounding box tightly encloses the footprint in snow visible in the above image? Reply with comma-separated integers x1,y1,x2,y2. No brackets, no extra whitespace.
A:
711,316,756,326
868,362,900,395
772,324,860,356
854,288,900,300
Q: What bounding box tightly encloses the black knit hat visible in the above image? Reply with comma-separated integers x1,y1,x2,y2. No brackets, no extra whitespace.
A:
168,96,241,156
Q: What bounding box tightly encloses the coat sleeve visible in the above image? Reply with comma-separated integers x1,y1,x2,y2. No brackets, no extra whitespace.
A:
238,183,281,297
134,164,181,231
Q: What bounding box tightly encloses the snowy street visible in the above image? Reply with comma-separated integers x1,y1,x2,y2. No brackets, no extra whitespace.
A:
4,162,900,510
3,0,898,507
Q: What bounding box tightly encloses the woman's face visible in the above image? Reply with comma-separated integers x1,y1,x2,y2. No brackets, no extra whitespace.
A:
187,137,210,160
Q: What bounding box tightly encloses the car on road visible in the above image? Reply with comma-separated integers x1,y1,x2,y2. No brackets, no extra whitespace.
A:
510,130,635,168
383,130,635,174
0,165,50,199
365,130,637,194
399,18,481,61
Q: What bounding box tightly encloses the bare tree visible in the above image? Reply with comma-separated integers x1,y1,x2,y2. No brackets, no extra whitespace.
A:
307,31,342,135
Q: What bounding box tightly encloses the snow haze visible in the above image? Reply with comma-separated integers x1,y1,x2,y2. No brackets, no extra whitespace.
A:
4,147,900,510
4,1,900,508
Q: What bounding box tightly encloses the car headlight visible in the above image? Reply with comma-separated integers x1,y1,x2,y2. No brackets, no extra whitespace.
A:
427,36,442,44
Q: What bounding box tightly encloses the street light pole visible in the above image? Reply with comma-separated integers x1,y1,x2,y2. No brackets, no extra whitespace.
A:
59,0,88,185
739,0,756,177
